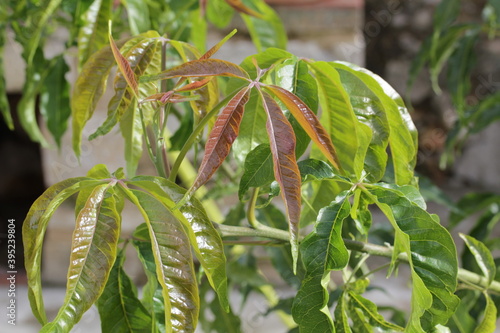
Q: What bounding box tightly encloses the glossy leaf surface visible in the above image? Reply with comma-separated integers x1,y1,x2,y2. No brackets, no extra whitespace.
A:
130,176,228,310
41,183,121,332
97,249,152,332
23,177,95,324
292,192,351,332
124,188,199,333
72,37,129,157
369,185,459,331
460,234,496,287
308,61,370,179
77,0,112,69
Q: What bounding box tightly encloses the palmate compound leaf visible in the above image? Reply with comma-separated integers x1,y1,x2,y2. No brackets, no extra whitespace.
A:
23,177,96,324
292,191,351,332
129,176,229,311
367,184,459,332
40,183,122,332
97,248,153,333
259,90,302,271
119,186,199,332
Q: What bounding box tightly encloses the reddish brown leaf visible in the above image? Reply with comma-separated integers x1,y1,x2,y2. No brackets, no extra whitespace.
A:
200,29,237,60
265,85,342,171
141,91,174,105
260,90,301,270
109,29,138,97
141,92,199,105
225,0,264,18
176,78,213,92
190,86,251,192
200,0,208,16
139,59,249,83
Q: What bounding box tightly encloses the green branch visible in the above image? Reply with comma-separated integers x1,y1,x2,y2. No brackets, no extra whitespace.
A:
215,223,500,294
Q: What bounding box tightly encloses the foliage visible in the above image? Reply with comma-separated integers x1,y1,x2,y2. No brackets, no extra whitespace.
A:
3,0,500,332
409,0,500,167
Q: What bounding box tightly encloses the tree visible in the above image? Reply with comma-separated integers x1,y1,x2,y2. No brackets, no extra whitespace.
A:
2,0,499,332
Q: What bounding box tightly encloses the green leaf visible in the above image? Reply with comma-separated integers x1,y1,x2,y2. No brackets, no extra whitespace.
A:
90,33,161,140
41,183,121,332
22,177,97,324
206,0,234,28
0,23,13,129
123,0,151,34
308,61,370,179
272,59,318,157
297,159,338,182
231,89,268,163
447,29,479,114
474,293,497,333
449,193,500,228
368,185,459,331
130,176,229,311
240,0,287,52
132,224,166,332
72,36,132,157
332,62,417,185
258,204,303,288
109,27,139,97
121,188,199,332
119,99,142,178
97,248,152,333
40,55,71,147
429,25,474,93
460,234,496,287
199,281,242,333
77,0,112,69
348,292,404,331
17,48,49,146
301,179,344,227
239,143,274,200
292,192,351,332
433,0,460,28
334,292,353,333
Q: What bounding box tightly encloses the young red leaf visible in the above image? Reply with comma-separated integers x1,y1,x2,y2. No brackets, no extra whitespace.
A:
190,86,251,193
176,77,213,92
109,27,139,97
139,59,249,83
260,90,302,271
265,85,342,171
225,0,264,18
